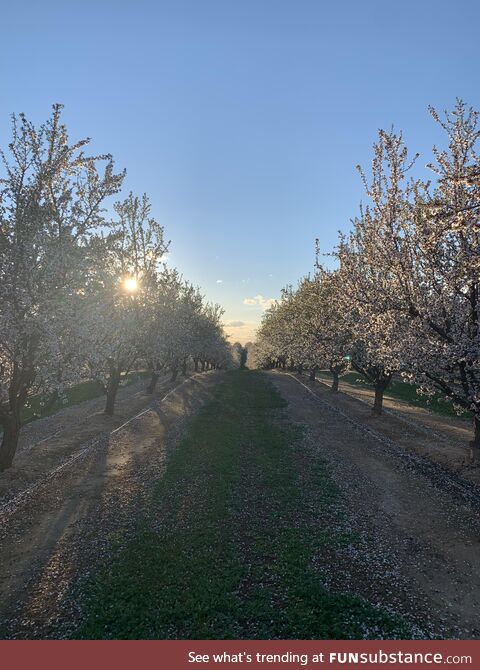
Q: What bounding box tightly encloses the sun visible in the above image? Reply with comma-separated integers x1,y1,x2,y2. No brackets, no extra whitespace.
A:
123,276,138,293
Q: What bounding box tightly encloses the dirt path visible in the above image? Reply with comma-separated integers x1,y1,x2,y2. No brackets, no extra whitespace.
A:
315,374,474,474
63,369,421,640
0,372,172,504
0,371,223,639
2,369,479,639
268,371,480,639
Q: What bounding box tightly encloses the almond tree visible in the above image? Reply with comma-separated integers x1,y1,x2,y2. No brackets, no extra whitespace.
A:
405,102,480,452
347,104,480,446
79,192,168,415
255,294,294,371
143,267,183,393
192,303,228,371
143,269,231,385
295,271,351,389
342,127,419,412
172,283,206,379
0,106,123,469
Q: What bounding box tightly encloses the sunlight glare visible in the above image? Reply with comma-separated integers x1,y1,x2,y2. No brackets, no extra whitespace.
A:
123,276,138,293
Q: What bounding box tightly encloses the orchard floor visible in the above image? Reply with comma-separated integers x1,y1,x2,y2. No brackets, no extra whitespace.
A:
0,370,479,639
0,370,223,638
314,372,475,479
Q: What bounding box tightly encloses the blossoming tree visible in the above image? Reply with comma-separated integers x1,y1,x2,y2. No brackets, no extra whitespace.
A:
0,106,124,469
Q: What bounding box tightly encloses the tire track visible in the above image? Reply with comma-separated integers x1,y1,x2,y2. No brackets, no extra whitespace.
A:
273,371,480,511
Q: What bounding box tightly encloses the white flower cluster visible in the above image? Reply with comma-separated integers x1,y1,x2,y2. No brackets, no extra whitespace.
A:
0,106,233,470
255,101,480,448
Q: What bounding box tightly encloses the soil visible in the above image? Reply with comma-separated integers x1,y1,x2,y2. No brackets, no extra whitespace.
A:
1,368,479,639
0,371,223,639
315,374,475,476
268,371,480,639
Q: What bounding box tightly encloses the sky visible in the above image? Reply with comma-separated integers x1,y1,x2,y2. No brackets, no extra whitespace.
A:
1,0,479,343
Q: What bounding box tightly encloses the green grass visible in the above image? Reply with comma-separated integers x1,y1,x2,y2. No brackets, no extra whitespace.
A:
72,370,412,640
317,371,465,420
21,370,150,424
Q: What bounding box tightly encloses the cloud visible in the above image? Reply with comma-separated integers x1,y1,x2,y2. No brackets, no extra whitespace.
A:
243,294,276,310
216,279,223,284
223,320,259,345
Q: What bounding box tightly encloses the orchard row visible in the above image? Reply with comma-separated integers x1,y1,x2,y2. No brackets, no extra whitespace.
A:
0,105,235,470
253,101,480,454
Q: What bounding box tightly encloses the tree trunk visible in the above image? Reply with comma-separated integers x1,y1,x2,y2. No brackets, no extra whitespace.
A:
470,414,480,461
372,374,392,416
147,371,160,394
297,363,303,376
332,370,339,393
201,361,206,372
104,373,120,416
372,383,385,415
309,367,317,381
0,414,21,472
171,367,178,382
194,358,199,372
182,358,188,376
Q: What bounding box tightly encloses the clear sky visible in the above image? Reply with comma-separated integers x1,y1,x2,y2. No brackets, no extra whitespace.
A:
1,0,479,343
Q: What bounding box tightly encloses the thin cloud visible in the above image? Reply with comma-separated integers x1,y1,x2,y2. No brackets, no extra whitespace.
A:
243,294,276,310
226,320,246,327
216,279,223,284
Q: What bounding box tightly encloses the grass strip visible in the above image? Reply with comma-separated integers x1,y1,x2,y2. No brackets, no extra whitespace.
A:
73,370,412,639
317,371,464,420
21,371,150,424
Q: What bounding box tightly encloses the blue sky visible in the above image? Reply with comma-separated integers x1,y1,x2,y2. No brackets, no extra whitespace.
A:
1,0,479,342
